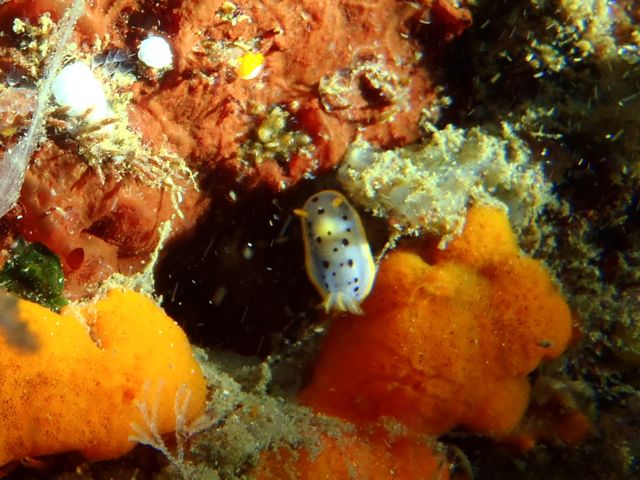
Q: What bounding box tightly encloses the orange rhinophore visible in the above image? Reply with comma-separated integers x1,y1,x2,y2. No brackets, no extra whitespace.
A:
0,289,207,467
300,206,573,437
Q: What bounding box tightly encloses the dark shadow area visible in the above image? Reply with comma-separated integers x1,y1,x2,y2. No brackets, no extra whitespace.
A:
155,173,389,358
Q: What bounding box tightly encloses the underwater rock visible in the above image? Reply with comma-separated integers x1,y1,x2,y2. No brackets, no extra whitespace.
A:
0,0,471,191
0,0,471,297
126,0,461,190
14,143,205,298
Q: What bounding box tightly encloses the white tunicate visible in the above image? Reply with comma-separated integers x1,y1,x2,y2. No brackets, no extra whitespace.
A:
51,62,110,124
137,36,173,70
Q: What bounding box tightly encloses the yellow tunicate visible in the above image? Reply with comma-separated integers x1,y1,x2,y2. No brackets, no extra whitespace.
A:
237,51,265,80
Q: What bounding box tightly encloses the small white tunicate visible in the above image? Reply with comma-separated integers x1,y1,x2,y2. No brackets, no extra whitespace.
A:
137,36,173,70
52,62,110,124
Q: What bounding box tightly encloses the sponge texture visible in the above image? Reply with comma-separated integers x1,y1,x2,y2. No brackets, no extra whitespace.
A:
0,289,206,466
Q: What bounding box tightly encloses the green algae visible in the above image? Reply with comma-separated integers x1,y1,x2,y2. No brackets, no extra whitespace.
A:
0,239,67,311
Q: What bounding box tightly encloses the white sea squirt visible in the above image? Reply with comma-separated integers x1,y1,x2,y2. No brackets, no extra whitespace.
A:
295,190,376,315
137,36,173,70
51,61,110,124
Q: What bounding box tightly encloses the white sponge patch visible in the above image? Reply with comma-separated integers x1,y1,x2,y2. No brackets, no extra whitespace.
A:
138,36,173,69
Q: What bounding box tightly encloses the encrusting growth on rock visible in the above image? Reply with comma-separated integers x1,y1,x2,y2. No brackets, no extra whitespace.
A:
255,426,449,480
339,124,551,247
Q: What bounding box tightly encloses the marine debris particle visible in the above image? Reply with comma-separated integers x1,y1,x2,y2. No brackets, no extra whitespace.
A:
338,123,552,247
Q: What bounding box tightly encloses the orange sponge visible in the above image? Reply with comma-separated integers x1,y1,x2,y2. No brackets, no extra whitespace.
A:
300,206,573,436
255,427,449,480
0,289,207,466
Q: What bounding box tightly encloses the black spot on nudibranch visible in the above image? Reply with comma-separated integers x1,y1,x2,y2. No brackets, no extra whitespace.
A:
327,231,332,236
316,236,322,243
317,207,325,214
354,277,359,283
342,215,348,220
333,247,338,252
354,286,360,292
322,260,330,268
312,196,319,203
348,259,354,267
342,238,349,246
346,228,352,233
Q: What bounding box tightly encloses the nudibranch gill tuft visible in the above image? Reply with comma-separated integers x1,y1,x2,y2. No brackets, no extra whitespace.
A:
295,190,376,315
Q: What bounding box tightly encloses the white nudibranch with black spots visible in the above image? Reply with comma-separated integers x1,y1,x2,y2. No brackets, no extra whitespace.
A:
295,190,376,315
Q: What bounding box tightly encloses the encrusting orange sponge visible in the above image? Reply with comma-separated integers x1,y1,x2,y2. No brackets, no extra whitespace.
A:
0,289,207,467
300,206,573,436
255,426,449,480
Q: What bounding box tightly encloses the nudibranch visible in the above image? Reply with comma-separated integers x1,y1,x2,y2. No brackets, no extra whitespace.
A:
295,190,376,314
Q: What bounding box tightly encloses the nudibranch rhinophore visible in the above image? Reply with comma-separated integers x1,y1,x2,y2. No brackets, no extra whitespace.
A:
295,190,376,315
